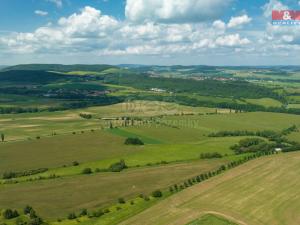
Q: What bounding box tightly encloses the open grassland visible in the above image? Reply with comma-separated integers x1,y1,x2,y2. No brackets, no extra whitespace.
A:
121,152,300,225
0,159,229,219
0,101,227,141
243,98,282,108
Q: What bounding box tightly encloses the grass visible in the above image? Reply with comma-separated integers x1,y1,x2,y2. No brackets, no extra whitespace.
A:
121,152,300,225
0,159,229,219
160,112,300,132
0,128,242,179
187,214,238,225
0,100,228,141
243,98,282,108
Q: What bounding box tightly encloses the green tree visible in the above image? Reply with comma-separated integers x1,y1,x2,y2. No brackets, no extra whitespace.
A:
152,190,163,198
1,133,4,142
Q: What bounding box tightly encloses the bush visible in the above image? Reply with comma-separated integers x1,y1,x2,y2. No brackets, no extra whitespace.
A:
82,168,92,174
118,198,126,204
67,213,77,220
72,161,80,166
124,137,144,145
2,168,48,179
200,152,223,159
79,113,92,119
151,190,163,198
91,210,104,218
2,209,19,219
109,160,127,172
24,205,33,214
79,209,87,216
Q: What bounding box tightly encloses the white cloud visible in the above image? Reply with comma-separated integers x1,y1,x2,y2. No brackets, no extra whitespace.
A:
58,6,119,36
299,1,300,6
215,34,251,47
35,10,48,16
213,20,226,31
227,15,252,28
125,0,232,23
47,0,63,8
3,5,300,64
262,0,288,18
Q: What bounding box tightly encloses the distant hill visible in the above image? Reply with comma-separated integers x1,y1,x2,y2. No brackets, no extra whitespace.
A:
2,64,118,72
0,70,73,84
0,65,8,70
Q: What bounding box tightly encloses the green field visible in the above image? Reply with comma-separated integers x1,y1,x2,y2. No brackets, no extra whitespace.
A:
0,159,228,219
243,98,282,107
1,64,300,225
0,101,229,141
121,152,300,225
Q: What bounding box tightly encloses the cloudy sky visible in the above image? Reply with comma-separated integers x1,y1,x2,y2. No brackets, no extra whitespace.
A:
0,0,300,65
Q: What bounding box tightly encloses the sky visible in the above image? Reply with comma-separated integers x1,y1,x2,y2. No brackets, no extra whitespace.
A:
0,0,300,66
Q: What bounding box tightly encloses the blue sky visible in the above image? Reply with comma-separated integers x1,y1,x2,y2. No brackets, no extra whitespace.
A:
0,0,300,65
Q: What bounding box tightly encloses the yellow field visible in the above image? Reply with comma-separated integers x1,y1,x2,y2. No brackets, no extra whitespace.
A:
121,152,300,225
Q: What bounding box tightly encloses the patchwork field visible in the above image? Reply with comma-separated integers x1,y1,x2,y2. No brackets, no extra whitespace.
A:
0,159,229,219
121,152,300,225
0,101,229,141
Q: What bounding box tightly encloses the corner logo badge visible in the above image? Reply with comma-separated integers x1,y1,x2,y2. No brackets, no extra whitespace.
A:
272,10,300,25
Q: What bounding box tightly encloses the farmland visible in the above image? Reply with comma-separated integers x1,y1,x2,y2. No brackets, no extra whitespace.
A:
121,152,300,225
0,64,300,225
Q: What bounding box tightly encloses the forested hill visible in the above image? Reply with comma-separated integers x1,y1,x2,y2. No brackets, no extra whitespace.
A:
1,64,117,72
0,70,74,84
104,73,281,100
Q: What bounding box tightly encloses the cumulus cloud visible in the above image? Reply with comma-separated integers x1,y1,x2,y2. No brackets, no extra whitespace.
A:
213,20,226,31
215,34,250,47
35,10,48,16
227,15,252,28
125,0,232,23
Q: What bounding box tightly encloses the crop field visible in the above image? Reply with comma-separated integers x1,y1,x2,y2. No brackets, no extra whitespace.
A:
159,112,300,132
187,214,238,225
0,127,243,178
0,159,229,219
1,64,300,225
0,101,228,141
121,152,300,225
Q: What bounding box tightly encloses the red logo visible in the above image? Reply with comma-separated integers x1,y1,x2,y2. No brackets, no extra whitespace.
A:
272,10,300,20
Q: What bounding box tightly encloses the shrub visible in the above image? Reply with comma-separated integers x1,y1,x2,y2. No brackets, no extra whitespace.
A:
79,209,87,216
109,160,127,172
151,190,163,198
103,209,110,214
72,161,79,166
24,205,33,214
118,198,126,204
124,137,144,145
2,209,19,219
68,213,77,220
91,210,104,218
79,113,92,119
82,168,92,174
200,152,223,159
